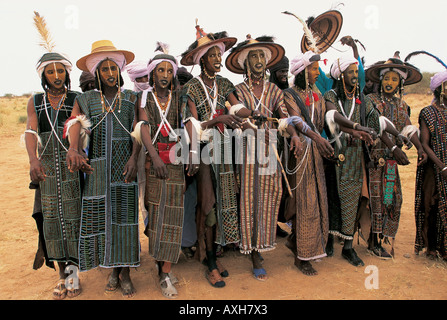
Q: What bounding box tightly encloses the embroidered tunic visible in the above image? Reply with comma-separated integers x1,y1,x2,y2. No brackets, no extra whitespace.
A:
235,81,284,253
365,93,408,239
76,89,139,271
324,89,380,239
143,90,184,263
283,86,329,260
33,91,82,265
415,104,447,255
182,76,239,261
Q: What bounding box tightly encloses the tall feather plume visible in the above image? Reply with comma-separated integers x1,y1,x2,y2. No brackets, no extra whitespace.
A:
404,51,447,69
282,11,319,53
33,11,55,52
155,41,170,54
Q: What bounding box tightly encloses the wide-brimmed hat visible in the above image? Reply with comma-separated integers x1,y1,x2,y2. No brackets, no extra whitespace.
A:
300,10,343,54
225,35,285,74
366,57,422,86
180,22,237,66
76,40,135,73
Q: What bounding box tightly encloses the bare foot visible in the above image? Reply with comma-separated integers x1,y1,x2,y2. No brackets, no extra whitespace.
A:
295,259,318,276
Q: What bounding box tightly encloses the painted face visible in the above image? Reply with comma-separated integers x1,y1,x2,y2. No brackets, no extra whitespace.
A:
201,46,222,74
342,63,359,89
275,68,289,85
247,49,266,77
381,70,400,95
44,62,66,90
306,61,320,85
153,61,174,89
98,59,119,87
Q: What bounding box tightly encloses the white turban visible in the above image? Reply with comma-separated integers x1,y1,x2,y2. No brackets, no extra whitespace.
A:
290,51,321,76
192,42,226,65
85,52,127,76
330,55,358,80
126,61,149,82
237,46,272,70
430,70,447,92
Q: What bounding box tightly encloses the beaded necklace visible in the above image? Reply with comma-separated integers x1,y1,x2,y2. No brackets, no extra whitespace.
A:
47,89,67,111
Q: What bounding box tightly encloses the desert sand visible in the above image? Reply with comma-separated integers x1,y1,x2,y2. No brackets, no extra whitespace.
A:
0,93,446,303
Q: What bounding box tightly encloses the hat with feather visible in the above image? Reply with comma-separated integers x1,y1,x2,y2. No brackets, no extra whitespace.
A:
366,52,422,86
180,19,237,67
33,11,72,78
147,42,179,76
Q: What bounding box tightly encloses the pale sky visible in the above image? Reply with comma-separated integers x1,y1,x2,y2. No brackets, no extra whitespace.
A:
0,0,446,96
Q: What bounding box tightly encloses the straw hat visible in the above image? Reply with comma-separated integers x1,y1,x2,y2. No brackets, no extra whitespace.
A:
366,57,422,86
300,10,343,54
180,21,237,66
76,40,135,72
225,35,285,74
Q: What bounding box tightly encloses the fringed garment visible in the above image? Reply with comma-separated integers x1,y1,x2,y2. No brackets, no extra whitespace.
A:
283,86,329,260
143,90,184,264
365,93,407,239
32,91,82,266
415,105,447,256
235,81,284,254
182,76,239,262
324,90,380,239
76,89,139,272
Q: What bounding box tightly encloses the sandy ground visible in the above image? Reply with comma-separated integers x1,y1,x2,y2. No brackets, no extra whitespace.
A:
0,93,446,302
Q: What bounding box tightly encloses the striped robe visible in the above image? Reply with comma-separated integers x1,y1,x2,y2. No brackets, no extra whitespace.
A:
76,89,140,272
143,90,184,264
235,81,285,253
283,86,329,260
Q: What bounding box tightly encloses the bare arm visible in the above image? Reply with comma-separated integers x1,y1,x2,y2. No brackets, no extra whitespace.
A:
25,97,46,182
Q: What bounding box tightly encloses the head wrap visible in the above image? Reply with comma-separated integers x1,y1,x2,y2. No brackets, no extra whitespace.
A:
147,55,179,77
85,51,127,76
290,51,321,76
379,67,408,81
36,52,72,78
430,70,447,92
126,61,149,82
269,55,289,73
236,46,272,70
192,42,226,66
330,55,358,80
177,67,193,86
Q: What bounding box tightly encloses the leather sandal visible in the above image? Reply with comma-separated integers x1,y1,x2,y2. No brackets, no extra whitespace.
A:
205,269,225,288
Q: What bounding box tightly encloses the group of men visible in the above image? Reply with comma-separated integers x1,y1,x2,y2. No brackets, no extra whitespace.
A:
25,15,447,300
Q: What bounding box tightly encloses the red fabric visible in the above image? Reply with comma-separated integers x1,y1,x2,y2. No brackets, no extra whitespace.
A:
157,142,176,164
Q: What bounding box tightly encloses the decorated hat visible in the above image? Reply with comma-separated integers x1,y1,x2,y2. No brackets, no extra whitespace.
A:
366,54,422,86
300,10,343,54
225,35,285,74
180,20,237,66
76,40,135,74
147,42,178,76
33,12,73,78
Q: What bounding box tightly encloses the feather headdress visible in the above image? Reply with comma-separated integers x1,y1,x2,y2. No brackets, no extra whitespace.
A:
282,11,319,53
33,11,55,52
155,41,170,55
404,51,447,69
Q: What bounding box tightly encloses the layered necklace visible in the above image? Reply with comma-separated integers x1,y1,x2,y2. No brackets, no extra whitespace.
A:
47,88,67,111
